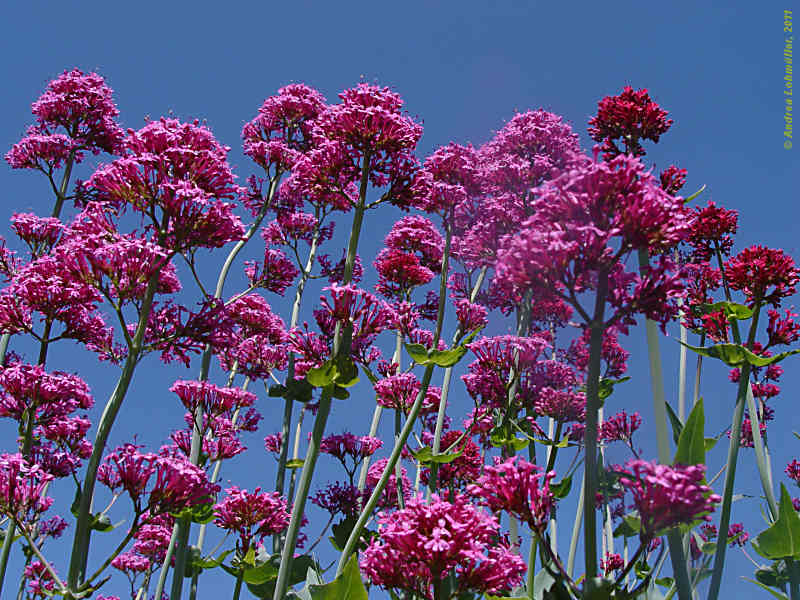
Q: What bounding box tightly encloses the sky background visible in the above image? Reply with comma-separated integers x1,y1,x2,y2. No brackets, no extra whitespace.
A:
0,2,797,599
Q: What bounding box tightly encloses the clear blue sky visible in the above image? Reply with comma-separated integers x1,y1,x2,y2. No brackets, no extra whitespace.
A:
1,2,797,598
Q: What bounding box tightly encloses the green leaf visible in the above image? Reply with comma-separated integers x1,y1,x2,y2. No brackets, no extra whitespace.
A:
308,554,368,600
170,501,216,524
330,385,350,400
286,458,305,469
741,578,790,600
243,561,279,585
427,346,469,367
696,301,754,321
404,343,430,365
489,429,530,451
755,561,790,588
598,376,631,401
268,384,287,397
704,437,718,452
673,397,705,467
550,474,573,499
285,379,314,403
410,446,464,464
195,549,233,570
244,554,314,598
683,183,706,204
306,359,338,388
679,341,800,368
89,514,116,532
755,483,800,559
333,356,359,387
664,401,683,446
613,513,642,538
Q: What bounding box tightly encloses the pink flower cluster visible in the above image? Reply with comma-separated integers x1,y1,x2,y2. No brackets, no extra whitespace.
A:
6,68,122,170
360,493,526,599
468,456,556,532
98,444,219,515
617,460,720,537
214,486,290,552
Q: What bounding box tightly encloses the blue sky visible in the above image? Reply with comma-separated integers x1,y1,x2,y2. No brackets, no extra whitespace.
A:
0,2,797,598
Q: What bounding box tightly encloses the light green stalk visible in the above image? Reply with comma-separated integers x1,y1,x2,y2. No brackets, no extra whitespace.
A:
272,153,372,600
336,220,452,577
164,177,280,600
0,150,76,596
637,249,692,600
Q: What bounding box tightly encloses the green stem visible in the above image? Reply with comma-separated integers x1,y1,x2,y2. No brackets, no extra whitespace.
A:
337,364,437,577
637,249,692,600
0,152,76,597
336,214,452,576
707,308,761,600
426,260,484,498
567,471,584,577
232,570,244,600
272,154,371,600
168,177,280,600
582,268,608,581
275,228,321,515
67,274,161,595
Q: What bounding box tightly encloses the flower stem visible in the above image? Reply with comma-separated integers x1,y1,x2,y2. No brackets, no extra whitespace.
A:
167,177,280,600
582,268,608,581
232,570,244,600
67,273,161,595
707,308,761,600
637,249,692,600
272,153,371,600
336,219,452,576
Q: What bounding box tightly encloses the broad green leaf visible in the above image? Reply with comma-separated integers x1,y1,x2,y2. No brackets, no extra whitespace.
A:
404,343,430,364
89,514,117,532
755,561,790,588
550,474,573,499
171,501,216,524
410,446,464,464
243,560,279,585
742,578,790,600
696,301,753,320
598,376,631,401
427,346,469,367
673,398,705,467
245,555,315,598
309,554,367,600
285,379,314,403
306,359,338,388
489,429,530,451
754,484,800,559
664,401,683,446
268,384,287,397
613,513,642,538
333,356,359,387
679,341,800,368
330,385,350,400
196,549,233,570
286,458,305,469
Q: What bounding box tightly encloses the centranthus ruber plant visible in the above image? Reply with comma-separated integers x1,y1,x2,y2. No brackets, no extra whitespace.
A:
0,70,797,600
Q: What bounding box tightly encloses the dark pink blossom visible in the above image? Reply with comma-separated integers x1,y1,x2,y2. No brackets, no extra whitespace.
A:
242,83,327,173
214,486,290,552
725,246,798,308
600,411,642,444
617,460,720,537
468,456,556,532
588,86,673,158
686,201,738,262
659,165,687,195
360,493,526,599
6,68,122,169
